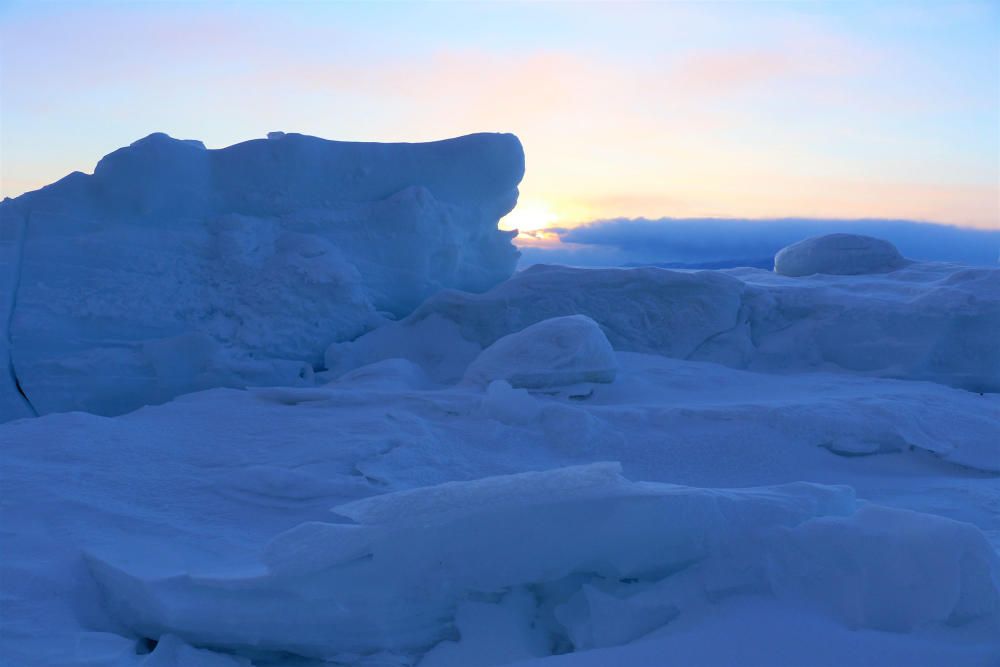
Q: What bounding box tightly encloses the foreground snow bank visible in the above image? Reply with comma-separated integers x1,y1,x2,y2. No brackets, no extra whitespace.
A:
774,233,909,276
86,463,998,663
330,260,1000,392
0,131,524,419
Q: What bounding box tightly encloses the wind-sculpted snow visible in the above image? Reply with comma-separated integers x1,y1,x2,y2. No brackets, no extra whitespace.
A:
330,259,1000,392
0,131,523,418
774,233,909,277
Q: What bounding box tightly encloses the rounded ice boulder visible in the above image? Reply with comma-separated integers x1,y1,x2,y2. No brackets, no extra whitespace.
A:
463,315,618,389
774,233,908,277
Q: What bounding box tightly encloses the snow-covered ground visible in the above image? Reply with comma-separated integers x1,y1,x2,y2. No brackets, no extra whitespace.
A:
1,135,998,666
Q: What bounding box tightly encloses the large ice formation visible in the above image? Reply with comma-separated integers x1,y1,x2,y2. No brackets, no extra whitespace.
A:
774,233,909,277
0,132,524,418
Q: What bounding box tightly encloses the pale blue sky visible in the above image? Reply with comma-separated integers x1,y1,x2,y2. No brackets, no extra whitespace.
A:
1,1,997,229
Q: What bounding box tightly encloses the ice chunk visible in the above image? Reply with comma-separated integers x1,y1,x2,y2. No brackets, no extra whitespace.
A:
85,464,857,660
1,132,524,419
773,233,909,277
479,379,541,424
768,504,1000,631
463,315,618,388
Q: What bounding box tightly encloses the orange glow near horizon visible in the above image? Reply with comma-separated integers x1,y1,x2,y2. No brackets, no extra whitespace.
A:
1,3,997,231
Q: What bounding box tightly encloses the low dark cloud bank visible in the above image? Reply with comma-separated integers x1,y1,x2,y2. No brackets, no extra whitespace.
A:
519,218,1000,269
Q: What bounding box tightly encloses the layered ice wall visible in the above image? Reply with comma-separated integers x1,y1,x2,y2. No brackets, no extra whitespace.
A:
0,132,524,418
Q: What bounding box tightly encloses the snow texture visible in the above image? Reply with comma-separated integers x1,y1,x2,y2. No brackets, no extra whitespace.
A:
0,131,523,418
774,233,909,277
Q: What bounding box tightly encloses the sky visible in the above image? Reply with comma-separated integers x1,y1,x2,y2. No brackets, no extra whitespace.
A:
1,0,998,233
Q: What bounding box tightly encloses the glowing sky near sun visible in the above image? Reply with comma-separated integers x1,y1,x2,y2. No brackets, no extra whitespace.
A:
1,1,997,230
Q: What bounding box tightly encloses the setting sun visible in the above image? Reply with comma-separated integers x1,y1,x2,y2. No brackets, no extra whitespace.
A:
498,199,559,234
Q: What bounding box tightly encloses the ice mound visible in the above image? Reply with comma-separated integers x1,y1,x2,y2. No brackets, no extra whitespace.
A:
463,315,618,388
0,131,523,418
774,233,909,277
86,462,999,663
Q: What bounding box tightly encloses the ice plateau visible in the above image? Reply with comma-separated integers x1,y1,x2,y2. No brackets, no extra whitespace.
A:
1,133,999,667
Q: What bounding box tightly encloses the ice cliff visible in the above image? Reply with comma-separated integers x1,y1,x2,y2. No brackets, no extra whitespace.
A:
0,132,524,420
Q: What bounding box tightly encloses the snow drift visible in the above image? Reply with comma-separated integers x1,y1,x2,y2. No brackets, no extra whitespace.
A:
0,131,524,419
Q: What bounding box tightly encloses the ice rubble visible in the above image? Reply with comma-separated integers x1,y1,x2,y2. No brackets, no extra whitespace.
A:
774,233,909,277
85,463,998,663
0,131,523,418
463,315,618,388
330,260,1000,392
